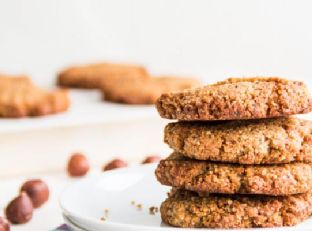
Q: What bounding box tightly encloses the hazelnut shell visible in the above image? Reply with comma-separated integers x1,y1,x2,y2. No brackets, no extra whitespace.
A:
21,179,49,208
0,217,10,231
142,155,162,164
5,192,33,224
103,159,127,171
67,153,90,177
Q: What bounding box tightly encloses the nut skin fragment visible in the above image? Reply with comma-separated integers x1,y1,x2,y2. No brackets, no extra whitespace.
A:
160,189,312,228
0,75,69,118
155,153,312,195
164,117,312,164
156,77,312,121
5,192,33,224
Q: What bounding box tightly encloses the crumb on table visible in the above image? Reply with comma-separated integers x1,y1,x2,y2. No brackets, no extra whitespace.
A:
149,206,159,215
136,203,142,210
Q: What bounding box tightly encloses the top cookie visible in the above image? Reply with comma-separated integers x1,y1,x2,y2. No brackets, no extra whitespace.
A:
101,76,201,104
57,62,148,89
0,75,69,117
156,77,312,121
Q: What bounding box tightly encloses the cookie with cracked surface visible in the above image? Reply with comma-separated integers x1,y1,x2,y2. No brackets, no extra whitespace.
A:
155,153,312,195
101,76,201,104
164,117,312,164
0,75,69,117
57,62,148,89
156,77,312,121
160,188,312,228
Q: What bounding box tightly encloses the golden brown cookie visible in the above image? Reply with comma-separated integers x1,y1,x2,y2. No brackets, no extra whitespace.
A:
164,117,312,164
101,76,201,104
57,62,148,89
0,75,69,117
160,188,312,228
156,77,312,121
155,153,312,195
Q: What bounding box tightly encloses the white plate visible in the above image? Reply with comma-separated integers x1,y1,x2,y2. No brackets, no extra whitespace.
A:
63,214,89,231
59,164,312,231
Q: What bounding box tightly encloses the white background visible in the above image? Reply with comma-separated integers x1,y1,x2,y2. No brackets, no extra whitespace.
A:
0,0,312,86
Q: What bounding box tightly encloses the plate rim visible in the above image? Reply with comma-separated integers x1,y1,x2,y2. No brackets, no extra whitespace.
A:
58,164,183,230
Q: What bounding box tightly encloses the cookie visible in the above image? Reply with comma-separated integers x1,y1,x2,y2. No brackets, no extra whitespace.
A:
0,75,69,117
155,153,312,195
164,117,312,164
156,77,312,121
57,62,148,89
101,76,201,104
160,188,312,228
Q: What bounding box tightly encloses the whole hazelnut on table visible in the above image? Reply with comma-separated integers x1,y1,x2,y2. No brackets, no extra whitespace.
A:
20,179,49,208
142,155,162,164
103,158,128,171
5,192,33,224
67,153,90,177
0,217,10,231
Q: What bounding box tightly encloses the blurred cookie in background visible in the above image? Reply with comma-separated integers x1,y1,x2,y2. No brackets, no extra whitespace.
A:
101,75,201,104
57,62,148,89
0,75,69,118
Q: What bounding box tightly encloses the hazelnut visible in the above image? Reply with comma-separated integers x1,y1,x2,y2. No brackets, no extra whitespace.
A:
5,192,33,224
103,158,127,171
0,217,10,231
67,153,90,177
142,155,162,164
20,179,49,208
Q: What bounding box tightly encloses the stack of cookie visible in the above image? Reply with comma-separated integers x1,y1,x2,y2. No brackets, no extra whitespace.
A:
155,78,312,228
